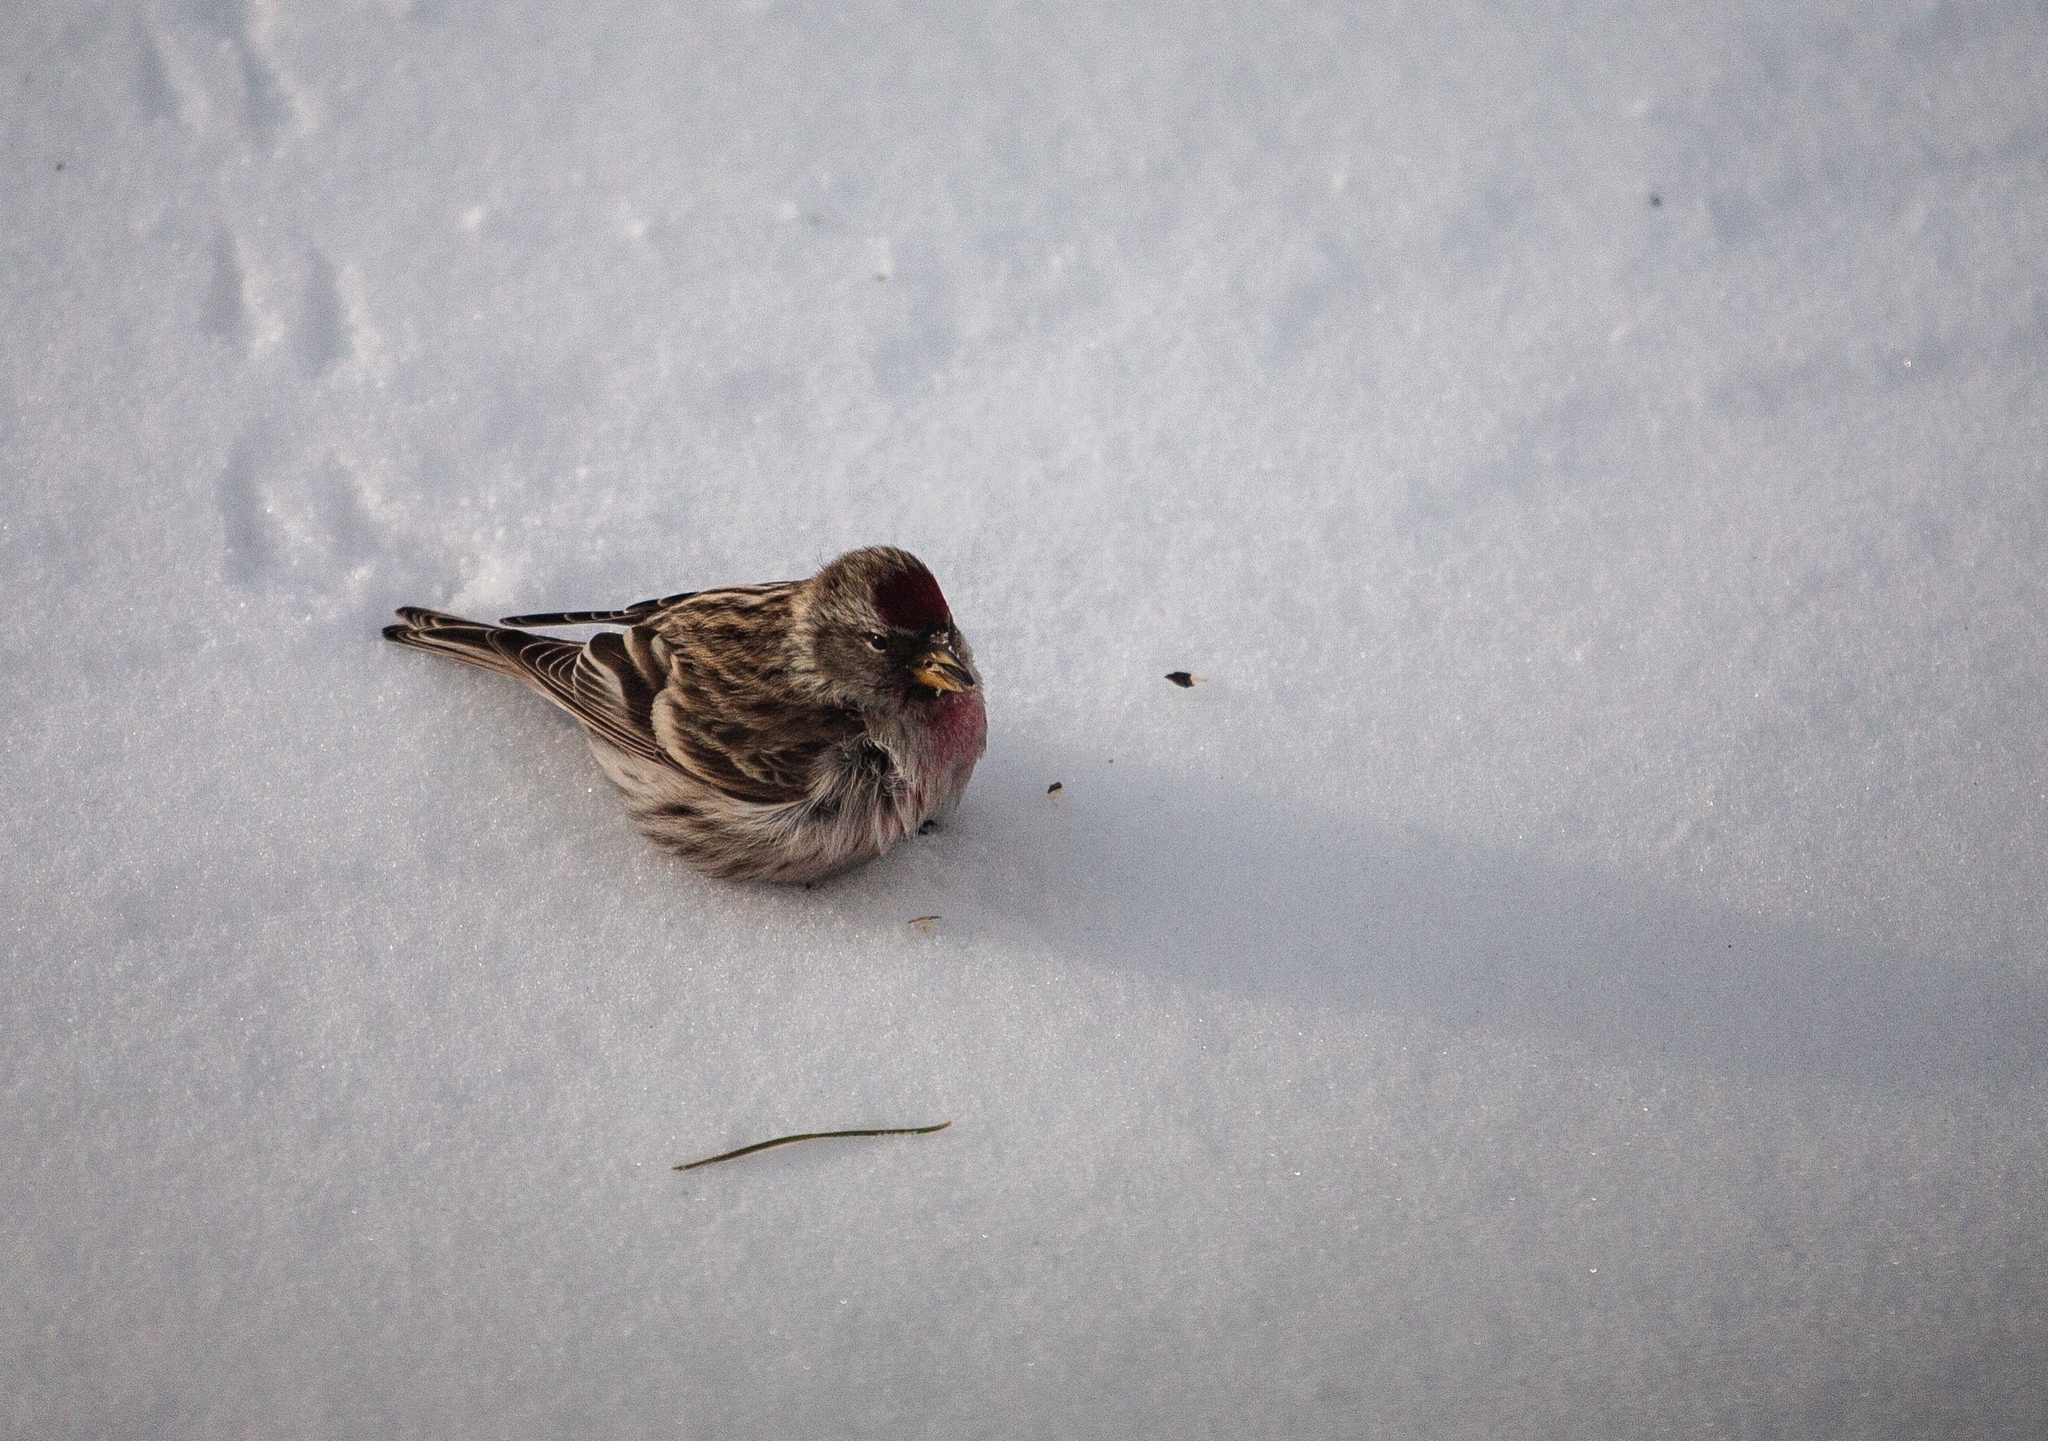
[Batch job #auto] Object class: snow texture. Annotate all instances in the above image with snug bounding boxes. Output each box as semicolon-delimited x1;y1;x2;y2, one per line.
4;0;2046;1435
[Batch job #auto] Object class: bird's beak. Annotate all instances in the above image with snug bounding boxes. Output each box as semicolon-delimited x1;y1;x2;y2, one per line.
911;645;975;694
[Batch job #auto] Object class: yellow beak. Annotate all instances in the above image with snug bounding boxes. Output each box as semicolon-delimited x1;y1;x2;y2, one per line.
911;646;975;694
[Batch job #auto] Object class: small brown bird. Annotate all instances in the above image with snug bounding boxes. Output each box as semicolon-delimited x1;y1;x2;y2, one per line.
383;546;986;883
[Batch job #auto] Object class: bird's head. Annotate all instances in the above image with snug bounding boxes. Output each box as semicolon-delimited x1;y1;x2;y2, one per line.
805;546;981;710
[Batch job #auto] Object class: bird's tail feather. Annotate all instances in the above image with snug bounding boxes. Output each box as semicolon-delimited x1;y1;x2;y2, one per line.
383;607;671;766
382;608;579;688
498;594;686;627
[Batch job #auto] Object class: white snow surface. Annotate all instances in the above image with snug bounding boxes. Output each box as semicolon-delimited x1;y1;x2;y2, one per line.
5;0;2047;1435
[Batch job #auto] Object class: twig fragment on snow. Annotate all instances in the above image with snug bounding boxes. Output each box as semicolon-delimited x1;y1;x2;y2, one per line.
673;1121;952;1172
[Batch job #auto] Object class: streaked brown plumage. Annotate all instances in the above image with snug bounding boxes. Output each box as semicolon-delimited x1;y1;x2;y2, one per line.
383;546;986;882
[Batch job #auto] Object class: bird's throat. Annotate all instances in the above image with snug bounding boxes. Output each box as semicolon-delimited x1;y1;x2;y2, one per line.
922;689;988;774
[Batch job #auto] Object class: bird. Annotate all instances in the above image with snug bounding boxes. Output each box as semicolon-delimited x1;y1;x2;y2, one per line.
381;545;986;883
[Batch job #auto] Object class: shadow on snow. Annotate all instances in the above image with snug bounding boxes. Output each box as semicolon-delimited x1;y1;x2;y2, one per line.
931;735;2045;1092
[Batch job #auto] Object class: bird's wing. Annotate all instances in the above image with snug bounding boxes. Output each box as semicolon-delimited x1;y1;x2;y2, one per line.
650;691;871;807
547;631;671;765
636;584;871;808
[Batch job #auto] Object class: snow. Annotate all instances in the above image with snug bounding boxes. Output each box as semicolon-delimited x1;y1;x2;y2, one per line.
5;0;2046;1434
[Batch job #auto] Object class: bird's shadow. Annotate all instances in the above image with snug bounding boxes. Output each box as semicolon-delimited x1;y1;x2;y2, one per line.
894;735;2045;1092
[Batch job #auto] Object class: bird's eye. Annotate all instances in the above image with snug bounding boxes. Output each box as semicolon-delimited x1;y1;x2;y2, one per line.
866;632;889;651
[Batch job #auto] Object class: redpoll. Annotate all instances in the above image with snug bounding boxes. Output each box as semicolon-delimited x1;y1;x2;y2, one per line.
383;546;986;883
